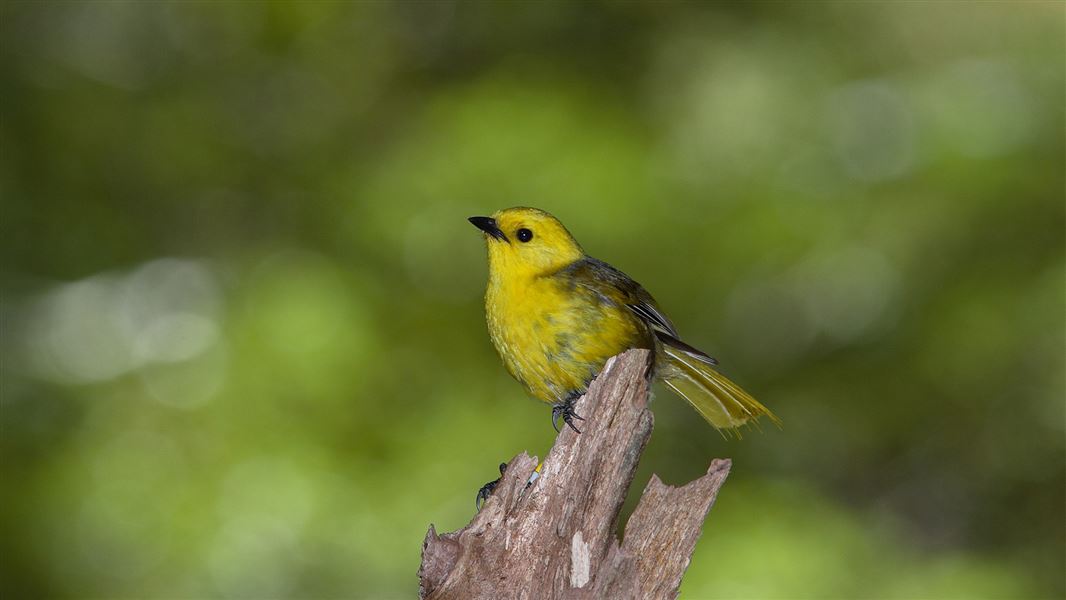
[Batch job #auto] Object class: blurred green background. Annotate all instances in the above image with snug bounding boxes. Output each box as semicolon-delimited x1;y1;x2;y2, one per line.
2;2;1063;598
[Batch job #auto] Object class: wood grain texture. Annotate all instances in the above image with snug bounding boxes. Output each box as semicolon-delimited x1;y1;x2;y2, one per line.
418;349;731;600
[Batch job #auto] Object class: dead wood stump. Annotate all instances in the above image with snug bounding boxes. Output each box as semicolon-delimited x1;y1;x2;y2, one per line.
418;349;731;600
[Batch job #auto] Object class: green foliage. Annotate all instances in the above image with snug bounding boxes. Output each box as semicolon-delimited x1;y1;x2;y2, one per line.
1;2;1062;598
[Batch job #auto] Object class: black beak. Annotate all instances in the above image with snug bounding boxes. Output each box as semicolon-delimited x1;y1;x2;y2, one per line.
468;216;509;242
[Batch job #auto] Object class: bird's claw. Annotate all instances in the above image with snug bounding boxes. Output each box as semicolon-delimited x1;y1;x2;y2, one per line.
475;462;507;511
551;396;584;433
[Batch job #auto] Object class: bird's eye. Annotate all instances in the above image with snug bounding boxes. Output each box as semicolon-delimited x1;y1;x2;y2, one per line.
516;228;534;243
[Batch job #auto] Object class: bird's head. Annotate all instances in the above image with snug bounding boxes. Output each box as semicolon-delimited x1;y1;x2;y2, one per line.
468;207;584;279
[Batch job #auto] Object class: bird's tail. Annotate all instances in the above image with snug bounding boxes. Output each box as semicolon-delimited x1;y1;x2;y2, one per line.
658;343;780;438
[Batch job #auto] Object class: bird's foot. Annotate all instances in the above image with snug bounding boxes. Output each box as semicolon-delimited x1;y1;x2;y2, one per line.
475;462;507;511
551;394;585;433
475;461;545;511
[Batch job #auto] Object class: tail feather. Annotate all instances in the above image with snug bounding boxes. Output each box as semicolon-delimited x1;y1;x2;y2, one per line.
659;344;780;437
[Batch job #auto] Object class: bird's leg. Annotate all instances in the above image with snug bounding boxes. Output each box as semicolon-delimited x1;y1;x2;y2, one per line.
475;462;507;511
551;391;585;433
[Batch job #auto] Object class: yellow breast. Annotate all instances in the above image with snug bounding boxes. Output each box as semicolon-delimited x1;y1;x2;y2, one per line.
485;273;645;403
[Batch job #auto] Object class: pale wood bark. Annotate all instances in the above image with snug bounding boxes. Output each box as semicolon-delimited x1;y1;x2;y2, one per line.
418;349;731;600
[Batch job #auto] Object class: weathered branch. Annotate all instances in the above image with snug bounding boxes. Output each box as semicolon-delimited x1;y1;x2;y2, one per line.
418;349;731;600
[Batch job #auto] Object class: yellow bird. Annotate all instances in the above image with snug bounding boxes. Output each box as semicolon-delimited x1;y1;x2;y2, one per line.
469;207;779;436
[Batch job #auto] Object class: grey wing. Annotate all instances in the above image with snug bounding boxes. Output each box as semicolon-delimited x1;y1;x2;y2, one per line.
627;301;678;338
650;329;718;366
576;258;719;367
629;300;719;366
